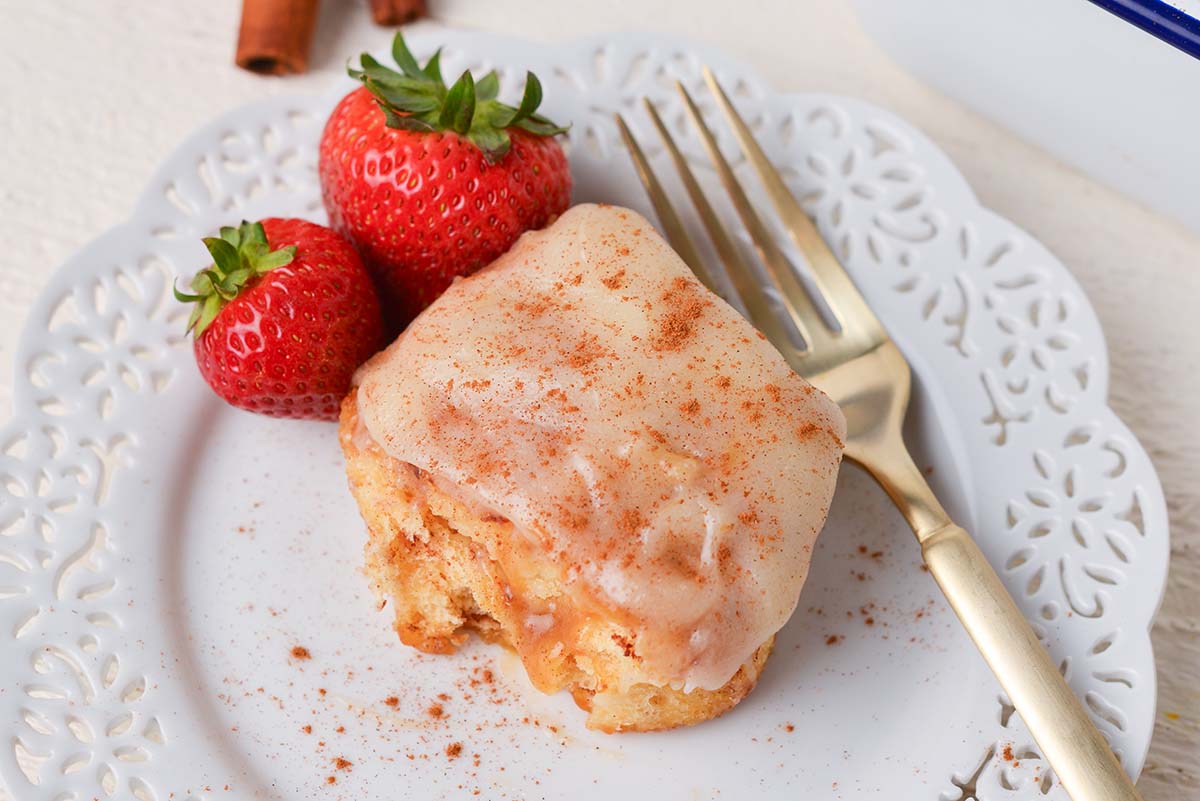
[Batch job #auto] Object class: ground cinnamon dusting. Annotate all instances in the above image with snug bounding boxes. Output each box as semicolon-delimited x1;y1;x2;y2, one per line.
611;632;637;658
565;333;610;368
290;646;311;660
514;294;552;316
446;742;464;758
651;277;708;351
601;269;627;289
427;703;446;719
384;696;399;708
617;508;646;536
333;757;352;771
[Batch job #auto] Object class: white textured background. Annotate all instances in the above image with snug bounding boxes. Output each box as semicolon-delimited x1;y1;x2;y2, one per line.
0;0;1195;796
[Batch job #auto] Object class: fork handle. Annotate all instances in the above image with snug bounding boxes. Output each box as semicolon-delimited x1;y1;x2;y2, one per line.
922;524;1142;801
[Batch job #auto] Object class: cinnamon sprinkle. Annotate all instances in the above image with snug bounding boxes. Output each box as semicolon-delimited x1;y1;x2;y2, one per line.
565;333;611;368
796;422;820;439
611;632;637;658
290;646;311;660
601;269;627;289
651;277;709;351
617;508;646;536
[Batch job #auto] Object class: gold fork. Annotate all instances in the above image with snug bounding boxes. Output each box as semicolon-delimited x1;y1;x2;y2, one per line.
615;71;1141;801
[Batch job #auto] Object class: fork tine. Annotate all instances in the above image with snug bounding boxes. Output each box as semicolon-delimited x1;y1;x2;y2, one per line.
614;113;720;294
639;98;808;357
701;67;886;346
675;82;835;355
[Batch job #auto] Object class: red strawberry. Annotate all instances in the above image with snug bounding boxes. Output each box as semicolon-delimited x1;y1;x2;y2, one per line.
318;32;572;325
175;218;383;421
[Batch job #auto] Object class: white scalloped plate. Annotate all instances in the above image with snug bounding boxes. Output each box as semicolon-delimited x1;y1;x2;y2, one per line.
0;30;1168;801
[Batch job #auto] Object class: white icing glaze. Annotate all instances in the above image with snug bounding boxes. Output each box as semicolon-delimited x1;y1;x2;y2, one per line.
355;204;845;690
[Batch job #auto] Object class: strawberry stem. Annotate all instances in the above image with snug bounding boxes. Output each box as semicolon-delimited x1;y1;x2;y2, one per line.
174;220;296;336
348;32;568;163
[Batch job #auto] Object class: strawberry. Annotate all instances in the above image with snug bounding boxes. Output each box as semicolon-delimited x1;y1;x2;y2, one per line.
318;32;572;325
175;218;383;421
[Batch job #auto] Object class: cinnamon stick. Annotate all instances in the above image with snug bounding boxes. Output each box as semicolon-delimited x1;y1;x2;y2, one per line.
236;0;321;76
370;0;426;26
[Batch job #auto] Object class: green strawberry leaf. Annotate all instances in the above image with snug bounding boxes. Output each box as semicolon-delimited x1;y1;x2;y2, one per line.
348;31;569;164
186;303;203;333
423;48;444;85
378;102;437;132
515;115;570;137
196;294;222;335
391;34;423;78
469;125;511;162
172;283;204;303
177;221;298;337
190;270;216;294
242;221;267;247
253;245;297;274
508;72;543;125
476;70;500;102
370;80;440;114
440;70;476;135
203;237;241;277
218;268;252;296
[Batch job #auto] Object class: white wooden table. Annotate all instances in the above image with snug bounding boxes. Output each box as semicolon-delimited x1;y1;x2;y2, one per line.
1;1;1195;796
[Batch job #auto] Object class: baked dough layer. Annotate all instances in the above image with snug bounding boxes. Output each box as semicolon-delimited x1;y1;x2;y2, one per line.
341;390;772;732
